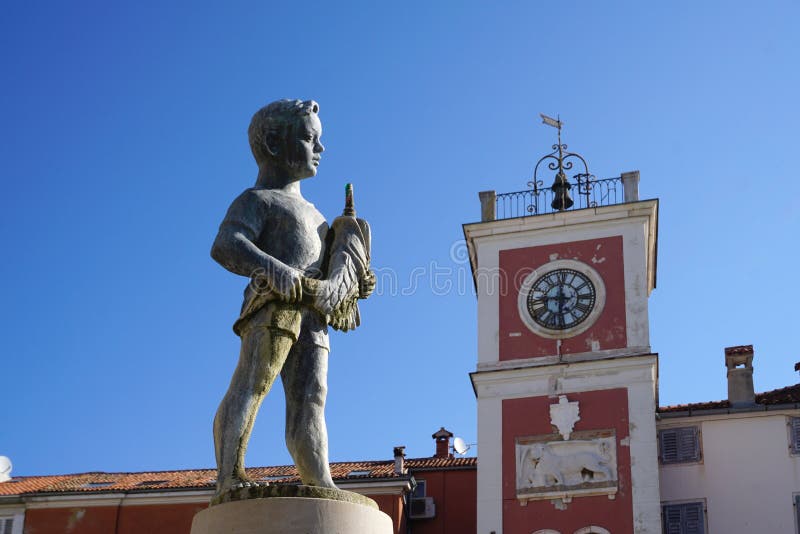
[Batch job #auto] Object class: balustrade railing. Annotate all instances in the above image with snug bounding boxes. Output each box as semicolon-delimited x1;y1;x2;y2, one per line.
494;175;622;220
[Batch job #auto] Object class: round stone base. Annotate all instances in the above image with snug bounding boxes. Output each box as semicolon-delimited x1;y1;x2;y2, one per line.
190;496;393;534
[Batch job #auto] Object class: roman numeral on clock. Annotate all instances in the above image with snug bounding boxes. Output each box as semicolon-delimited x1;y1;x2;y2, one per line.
525;267;598;331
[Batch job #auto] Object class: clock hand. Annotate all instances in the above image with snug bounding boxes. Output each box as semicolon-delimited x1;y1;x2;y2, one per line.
557;285;565;314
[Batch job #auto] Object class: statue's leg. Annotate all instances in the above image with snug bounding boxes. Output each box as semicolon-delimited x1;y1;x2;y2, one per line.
213;314;295;495
281;340;336;488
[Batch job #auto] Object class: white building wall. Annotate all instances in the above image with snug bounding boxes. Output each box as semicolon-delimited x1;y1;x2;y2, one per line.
659;410;800;533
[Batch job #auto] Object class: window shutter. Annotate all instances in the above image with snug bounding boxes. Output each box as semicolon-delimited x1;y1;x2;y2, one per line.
790;418;800;454
660;428;678;463
663;505;682;534
677;427;700;462
662;502;704;534
660;427;699;464
0;518;13;534
795;495;800;533
683;502;704;534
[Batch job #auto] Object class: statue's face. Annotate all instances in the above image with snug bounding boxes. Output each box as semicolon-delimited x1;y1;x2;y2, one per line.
285;113;324;180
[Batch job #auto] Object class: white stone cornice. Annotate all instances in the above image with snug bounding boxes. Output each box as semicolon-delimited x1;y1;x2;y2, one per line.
25;493;127;508
21;479;410;509
338;479;411;495
471;354;658;400
658;406;800;425
476;346;653;372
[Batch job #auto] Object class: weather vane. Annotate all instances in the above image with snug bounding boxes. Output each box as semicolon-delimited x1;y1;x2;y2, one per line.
528;114;594;212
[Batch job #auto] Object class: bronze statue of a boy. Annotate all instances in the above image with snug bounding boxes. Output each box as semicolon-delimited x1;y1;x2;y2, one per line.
210;99;374;497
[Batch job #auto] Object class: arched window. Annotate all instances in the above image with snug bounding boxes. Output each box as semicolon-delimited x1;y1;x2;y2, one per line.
573;527;611;534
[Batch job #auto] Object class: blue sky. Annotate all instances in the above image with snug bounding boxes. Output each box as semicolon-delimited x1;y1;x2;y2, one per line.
1;1;798;476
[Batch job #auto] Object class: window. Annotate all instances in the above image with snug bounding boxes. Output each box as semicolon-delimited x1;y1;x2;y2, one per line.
412;479;426;498
662;502;705;534
0;518;14;534
659;426;700;464
790;417;800;455
81;482;114;488
794;494;800;533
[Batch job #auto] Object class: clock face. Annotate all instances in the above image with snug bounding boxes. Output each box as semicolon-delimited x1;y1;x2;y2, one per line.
526;268;596;330
517;259;606;339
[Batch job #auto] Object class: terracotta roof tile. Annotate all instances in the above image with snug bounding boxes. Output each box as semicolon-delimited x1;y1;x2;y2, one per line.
756;383;800;405
406;457;476;470
658;383;800;413
0;457;475;497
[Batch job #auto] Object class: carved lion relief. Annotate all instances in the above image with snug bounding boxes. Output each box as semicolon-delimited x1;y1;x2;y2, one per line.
515;430;618;502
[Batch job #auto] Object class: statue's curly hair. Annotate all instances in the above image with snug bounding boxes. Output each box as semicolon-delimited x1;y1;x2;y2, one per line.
248;99;319;166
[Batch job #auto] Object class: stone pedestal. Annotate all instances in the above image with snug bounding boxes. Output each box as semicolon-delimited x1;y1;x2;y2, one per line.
191;486;393;534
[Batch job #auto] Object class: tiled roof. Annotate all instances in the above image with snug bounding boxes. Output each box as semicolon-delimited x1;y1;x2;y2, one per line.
658;383;800;413
406;457;476;470
0;457;476;497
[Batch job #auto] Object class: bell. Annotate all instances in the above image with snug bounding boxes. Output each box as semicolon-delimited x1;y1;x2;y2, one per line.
550;171;574;211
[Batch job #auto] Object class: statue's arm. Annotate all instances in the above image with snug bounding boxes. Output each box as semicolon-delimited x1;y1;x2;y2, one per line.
210;193;302;302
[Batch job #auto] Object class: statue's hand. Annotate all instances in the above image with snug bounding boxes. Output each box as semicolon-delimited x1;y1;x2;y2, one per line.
359;269;376;299
271;265;304;303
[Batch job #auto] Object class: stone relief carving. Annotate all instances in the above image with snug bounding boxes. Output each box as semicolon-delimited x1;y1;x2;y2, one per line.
515;430;617;503
549;395;580;440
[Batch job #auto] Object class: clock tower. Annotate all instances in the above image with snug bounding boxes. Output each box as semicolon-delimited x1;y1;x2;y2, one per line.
464;119;660;534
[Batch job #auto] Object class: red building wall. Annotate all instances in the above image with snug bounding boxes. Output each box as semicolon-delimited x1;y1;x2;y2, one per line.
502;388;632;534
372;493;406;534
408;469;477;534
499;236;627;360
22;493;408;534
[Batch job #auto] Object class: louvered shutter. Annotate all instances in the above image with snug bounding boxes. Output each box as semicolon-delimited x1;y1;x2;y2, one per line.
678;427;700;462
663;505;682;534
662;503;704;534
790;418;800;454
795;495;800;533
683;502;704;534
660;427;699;464
660;428;679;463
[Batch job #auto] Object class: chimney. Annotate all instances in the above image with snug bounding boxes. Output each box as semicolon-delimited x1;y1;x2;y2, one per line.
393;446;406;475
432;427;453;459
725;345;755;407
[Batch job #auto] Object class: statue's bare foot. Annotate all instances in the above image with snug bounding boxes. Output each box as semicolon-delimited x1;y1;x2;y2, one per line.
215;475;262;498
232;480;261;490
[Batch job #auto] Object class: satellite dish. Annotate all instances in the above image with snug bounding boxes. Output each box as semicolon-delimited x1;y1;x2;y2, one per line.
453;437;469;455
0;456;12;482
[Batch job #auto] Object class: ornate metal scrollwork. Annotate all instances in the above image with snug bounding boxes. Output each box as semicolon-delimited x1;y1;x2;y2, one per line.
526;179;544;214
530;116;594;212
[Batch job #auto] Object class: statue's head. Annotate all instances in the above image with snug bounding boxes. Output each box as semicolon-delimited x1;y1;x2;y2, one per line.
248;99;324;179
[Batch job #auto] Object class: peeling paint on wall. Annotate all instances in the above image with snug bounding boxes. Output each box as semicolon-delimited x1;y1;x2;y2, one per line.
66;508;85;532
